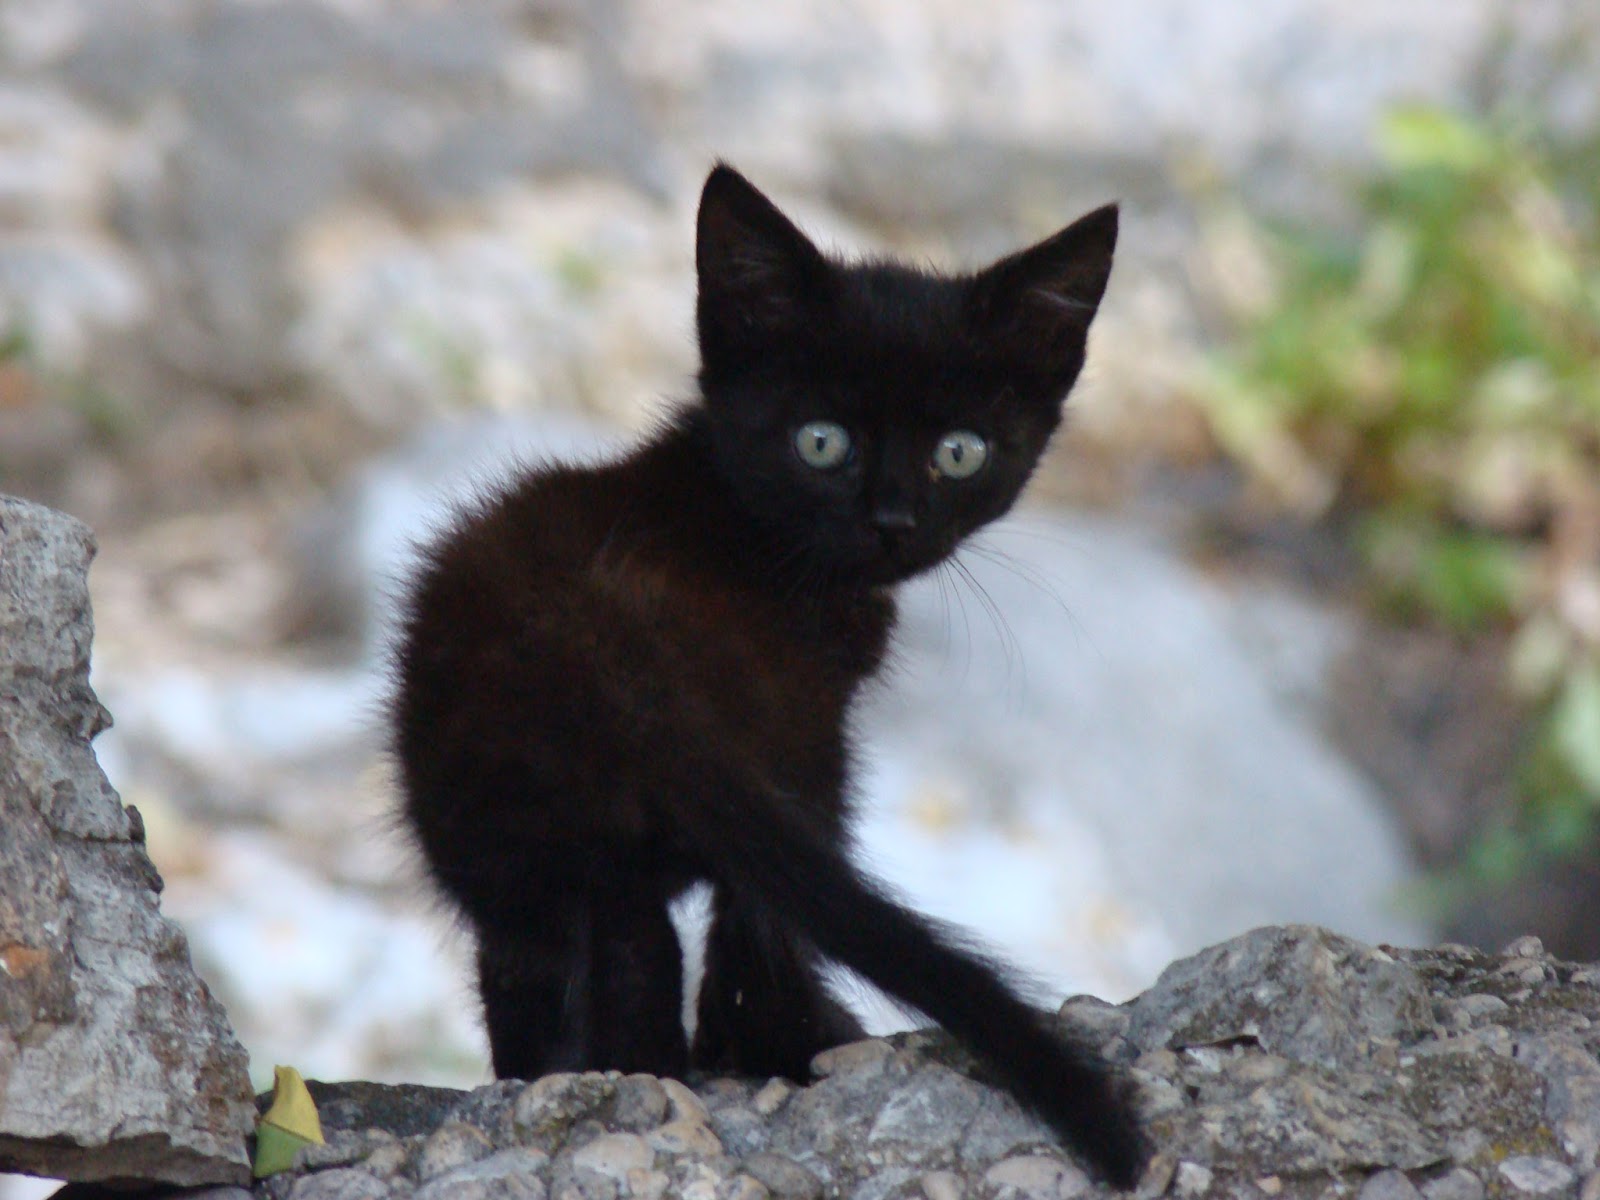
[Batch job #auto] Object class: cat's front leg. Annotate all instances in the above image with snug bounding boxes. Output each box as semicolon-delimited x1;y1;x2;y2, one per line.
692;887;866;1081
476;878;688;1080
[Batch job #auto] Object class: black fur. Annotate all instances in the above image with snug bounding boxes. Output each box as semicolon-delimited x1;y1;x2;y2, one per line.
392;163;1145;1186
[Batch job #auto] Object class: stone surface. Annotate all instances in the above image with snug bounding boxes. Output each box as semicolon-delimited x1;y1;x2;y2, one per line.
0;495;255;1185
219;925;1600;1199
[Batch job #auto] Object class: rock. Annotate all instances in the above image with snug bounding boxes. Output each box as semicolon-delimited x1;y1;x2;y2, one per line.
1497;1159;1578;1197
0;495;255;1185
20;924;1600;1199
1123;926;1436;1070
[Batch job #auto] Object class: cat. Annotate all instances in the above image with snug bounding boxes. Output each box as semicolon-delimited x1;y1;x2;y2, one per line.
391;163;1145;1186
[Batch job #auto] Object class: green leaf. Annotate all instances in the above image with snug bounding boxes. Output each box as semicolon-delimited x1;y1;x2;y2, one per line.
1551;665;1600;796
253;1065;325;1178
1377;107;1493;172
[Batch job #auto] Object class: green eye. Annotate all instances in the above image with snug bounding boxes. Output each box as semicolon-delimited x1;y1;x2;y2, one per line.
795;421;852;470
933;430;988;479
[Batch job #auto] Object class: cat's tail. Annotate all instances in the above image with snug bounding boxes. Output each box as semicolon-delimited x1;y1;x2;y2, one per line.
691;787;1148;1189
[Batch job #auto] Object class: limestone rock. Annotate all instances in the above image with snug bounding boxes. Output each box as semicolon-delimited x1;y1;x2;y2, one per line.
0;494;254;1185
239;926;1600;1199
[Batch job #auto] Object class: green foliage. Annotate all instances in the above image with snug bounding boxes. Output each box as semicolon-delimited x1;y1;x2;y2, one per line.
1201;105;1600;863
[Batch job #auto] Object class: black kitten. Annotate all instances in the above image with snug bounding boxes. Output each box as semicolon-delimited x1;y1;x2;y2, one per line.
392;163;1145;1185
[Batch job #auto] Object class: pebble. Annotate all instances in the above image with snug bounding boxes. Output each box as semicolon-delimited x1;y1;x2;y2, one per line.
1502;936;1548;959
1498;1158;1577;1196
624;1168;669;1200
1358;1169;1422;1200
659;1079;712;1125
740;1152;822;1200
921;1171;964;1200
1457;994;1511;1021
717;1175;770;1200
1581;1173;1600;1200
1174;1162;1214;1197
1422;1169;1486;1200
809;1039;893;1078
570;1134;654;1182
609;1077;671;1132
416;1122;495;1179
750;1079;794;1117
983;1154;1091;1199
646;1118;723;1158
295;1130;400;1172
415;1149;551;1200
515;1075;619;1143
288;1168;392;1200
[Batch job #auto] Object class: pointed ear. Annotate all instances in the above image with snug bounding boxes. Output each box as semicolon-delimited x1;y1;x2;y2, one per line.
970;203;1118;379
696;163;829;366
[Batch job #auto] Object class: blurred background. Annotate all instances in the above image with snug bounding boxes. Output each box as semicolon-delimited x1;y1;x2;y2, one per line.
2;0;1599;1122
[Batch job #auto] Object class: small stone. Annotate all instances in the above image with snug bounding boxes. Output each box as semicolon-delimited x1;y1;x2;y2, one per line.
983;1154;1091;1199
1457;994;1511;1021
750;1079;794;1117
647;1118;723;1158
1422;1168;1486;1200
717;1176;770;1200
362;1142;412;1180
741;1153;821;1200
921;1171;964;1200
417;1122;495;1179
1359;1169;1422;1200
1256;1177;1283;1196
1058;995;1132;1042
1580;1173;1600;1200
708;1107;768;1159
809;1038;893;1078
415;1148;551;1200
1498;1158;1577;1196
1501;936;1547;959
1174;1162;1214;1198
1183;1047;1228;1075
659;1079;711;1125
571;1134;654;1182
1499;959;1555;986
1572;968;1600;988
1229;1054;1289;1085
609;1077;671;1132
625;1168;670;1200
515;1076;620;1150
288;1168;392;1200
1134;1049;1182;1078
295;1130;401;1172
1136;1154;1177;1199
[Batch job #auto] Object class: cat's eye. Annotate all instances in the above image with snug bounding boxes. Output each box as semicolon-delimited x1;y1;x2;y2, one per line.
932;430;988;479
794;421;852;470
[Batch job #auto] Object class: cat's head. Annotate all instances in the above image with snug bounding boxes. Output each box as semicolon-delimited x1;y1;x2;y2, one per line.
694;163;1116;587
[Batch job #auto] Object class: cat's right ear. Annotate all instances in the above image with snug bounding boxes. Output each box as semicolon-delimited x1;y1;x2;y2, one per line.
696;164;829;364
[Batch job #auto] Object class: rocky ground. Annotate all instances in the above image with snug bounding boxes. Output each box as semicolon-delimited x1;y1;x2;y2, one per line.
4;3;1600;1196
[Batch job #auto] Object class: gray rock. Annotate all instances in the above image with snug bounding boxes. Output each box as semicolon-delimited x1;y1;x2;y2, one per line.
1421;1170;1485;1200
1358;1170;1422;1200
1124;926;1435;1069
101;924;1600;1200
0;495;255;1185
1497;1159;1578;1197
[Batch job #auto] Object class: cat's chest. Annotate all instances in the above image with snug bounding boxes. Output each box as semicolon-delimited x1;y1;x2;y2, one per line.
563;552;887;808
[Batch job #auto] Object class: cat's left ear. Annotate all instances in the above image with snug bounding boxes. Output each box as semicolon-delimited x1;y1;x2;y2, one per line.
969;204;1118;379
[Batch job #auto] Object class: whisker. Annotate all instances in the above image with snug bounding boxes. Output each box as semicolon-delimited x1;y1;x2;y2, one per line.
950;554;1026;705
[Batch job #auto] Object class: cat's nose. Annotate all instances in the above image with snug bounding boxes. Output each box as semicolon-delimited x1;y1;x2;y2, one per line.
871;504;917;533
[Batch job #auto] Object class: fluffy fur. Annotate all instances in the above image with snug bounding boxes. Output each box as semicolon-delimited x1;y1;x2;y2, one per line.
392;163;1145;1185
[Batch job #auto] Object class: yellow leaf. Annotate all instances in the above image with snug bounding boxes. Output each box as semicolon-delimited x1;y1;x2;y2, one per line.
253;1065;325;1178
